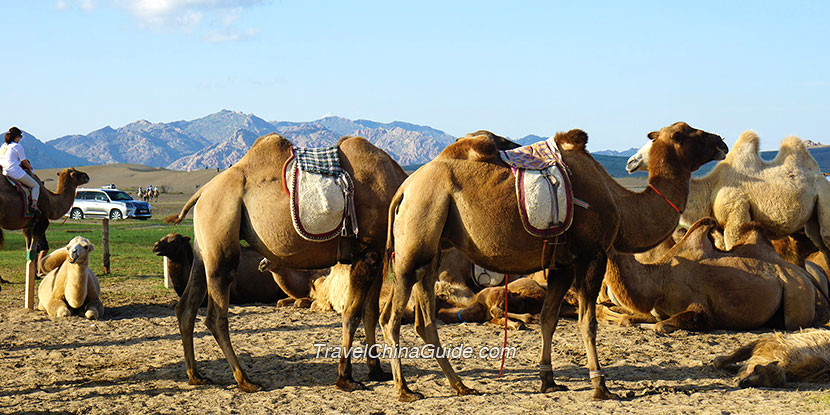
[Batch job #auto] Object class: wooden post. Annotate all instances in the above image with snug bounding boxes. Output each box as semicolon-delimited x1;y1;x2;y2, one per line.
102;219;111;274
24;235;38;310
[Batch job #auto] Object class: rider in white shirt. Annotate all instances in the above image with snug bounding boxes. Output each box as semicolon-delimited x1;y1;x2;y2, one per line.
1;127;40;213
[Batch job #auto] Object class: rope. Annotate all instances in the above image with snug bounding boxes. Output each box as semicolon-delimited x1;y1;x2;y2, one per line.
648;183;682;214
497;273;509;379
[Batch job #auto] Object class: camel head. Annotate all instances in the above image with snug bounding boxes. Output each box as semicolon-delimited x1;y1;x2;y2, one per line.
65;235;93;264
152;233;191;259
738;362;786;388
462;130;520;151
627;122;728;173
58;168;90;189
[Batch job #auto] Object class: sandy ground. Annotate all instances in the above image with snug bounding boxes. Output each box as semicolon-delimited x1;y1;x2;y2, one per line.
1;276;829;414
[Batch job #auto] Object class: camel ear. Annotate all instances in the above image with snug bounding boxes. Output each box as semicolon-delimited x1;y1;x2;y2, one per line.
183;236;191;243
87;243;94;252
647;131;659;141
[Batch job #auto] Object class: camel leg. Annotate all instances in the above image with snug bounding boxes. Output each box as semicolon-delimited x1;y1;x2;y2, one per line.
379;261;423;402
720;203;751;251
335;252;382;391
713;340;759;373
202;251;261;392
362;263;392;382
175;253;209;386
574;251;619;401
812;179;830;256
538;266;574;393
649;303;713;333
43;297;71;318
411;271;478;396
83;277;104;320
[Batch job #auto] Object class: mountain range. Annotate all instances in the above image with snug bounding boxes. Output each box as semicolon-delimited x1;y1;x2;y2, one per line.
16;110;830;177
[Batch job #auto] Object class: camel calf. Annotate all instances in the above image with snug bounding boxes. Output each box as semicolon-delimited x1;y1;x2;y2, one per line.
37;236;103;319
714;329;830;388
436;277;546;329
153;233;309;304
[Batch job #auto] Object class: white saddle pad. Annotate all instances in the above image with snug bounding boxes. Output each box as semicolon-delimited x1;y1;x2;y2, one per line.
287;159;347;241
515;163;573;238
472;263;506;287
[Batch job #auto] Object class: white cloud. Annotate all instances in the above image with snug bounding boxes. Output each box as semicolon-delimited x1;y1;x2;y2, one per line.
55;0;70;10
112;0;264;40
80;0;95;11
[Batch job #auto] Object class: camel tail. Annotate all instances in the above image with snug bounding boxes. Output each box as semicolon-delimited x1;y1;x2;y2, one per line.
164;186;205;224
382;187;406;282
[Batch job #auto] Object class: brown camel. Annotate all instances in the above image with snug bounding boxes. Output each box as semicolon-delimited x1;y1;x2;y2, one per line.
0;168;90;273
436;277;546;329
380;122;727;401
152;233;315;304
165;134;406;392
602;218;830;332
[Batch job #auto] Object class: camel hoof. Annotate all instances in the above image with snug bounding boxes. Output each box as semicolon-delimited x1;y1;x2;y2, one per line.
455;385;479;396
238;380;262;393
367;367;393;382
713;356;727;370
187;375;208;386
85;310;99;320
591;389;620;401
335;377;366;392
541;383;568;393
397;389;424;402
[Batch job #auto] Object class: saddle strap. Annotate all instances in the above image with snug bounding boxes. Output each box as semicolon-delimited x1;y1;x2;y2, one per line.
339;173;359;236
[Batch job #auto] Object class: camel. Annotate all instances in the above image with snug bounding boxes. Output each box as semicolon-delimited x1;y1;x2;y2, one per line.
436;277;546;329
380;122;727;401
0;167;90;251
164;134;407;392
626;131;830;263
601;218;830;333
152;233;319;304
37;236;103;319
714;329;830;388
771;232;830;299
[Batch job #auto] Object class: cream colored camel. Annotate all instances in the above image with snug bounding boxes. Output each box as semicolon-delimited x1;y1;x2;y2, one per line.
37;236;103;319
380;122;727;401
602;218;830;333
714;329;830;388
627;132;830;261
165;134;406;392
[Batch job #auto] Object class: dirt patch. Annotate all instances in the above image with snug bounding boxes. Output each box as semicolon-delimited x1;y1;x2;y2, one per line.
1;276;828;414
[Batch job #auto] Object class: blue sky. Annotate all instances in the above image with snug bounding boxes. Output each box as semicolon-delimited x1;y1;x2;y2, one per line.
2;1;828;151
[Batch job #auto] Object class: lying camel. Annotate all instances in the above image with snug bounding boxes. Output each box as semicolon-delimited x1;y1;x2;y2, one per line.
771;231;830;299
602;218;830;333
152;233;324;304
382;122;727;401
714;329;830;388
437;277;546;329
627;131;830;262
37;236;103;319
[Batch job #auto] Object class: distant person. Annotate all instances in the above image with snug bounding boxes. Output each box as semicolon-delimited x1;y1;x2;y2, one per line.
1;127;39;213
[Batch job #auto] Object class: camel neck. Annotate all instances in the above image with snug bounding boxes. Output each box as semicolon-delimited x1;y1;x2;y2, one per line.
679;175;716;229
605;253;666;314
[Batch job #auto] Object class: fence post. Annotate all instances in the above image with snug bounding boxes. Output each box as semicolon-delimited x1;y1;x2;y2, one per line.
24;235;38;310
102;219;111;274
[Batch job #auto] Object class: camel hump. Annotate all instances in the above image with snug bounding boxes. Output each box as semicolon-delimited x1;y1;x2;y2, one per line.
553;129;588;151
439;138;500;161
725;130;760;162
776;136;817;167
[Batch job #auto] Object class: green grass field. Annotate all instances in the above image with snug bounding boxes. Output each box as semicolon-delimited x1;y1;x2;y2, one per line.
0;218;194;309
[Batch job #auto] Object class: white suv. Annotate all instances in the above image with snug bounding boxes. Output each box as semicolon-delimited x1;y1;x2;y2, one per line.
68;188;152;220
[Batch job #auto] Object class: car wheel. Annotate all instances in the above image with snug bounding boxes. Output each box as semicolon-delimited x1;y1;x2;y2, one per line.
70;208;84;220
110;210;123;220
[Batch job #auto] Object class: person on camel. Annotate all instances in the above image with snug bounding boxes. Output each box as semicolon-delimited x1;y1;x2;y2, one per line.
1;127;40;215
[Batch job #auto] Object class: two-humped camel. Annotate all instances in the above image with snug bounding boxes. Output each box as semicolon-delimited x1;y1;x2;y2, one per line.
627;131;830;262
601;217;830;332
37;236;103;319
165;134;406;392
381;122;727;401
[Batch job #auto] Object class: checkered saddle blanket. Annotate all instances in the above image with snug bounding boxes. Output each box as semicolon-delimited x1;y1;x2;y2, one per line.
4;175;35;219
283;146;358;241
499;138;578;238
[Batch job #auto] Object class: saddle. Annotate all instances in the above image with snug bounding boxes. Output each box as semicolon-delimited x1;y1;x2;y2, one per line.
500;137;583;238
283;145;358;242
4;175;36;219
472;263;507;287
